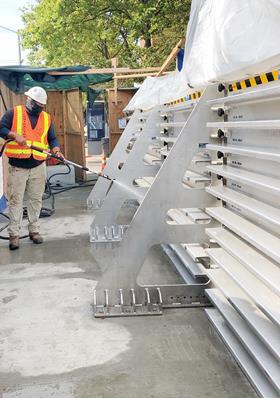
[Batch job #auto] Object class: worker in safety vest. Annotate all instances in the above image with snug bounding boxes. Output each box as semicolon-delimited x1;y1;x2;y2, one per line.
0;86;64;250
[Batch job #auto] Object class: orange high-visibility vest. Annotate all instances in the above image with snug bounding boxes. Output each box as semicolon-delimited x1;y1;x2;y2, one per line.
5;105;51;160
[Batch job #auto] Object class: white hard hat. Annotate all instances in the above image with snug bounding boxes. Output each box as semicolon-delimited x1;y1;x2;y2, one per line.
24;86;47;105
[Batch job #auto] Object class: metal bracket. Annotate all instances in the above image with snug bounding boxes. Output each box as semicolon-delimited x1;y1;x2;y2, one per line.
90;224;128;242
93;284;211;318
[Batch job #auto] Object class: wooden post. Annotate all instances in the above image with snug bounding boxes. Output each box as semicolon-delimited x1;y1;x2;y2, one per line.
111;57;118;103
62;91;68;158
156;38;185;77
114;71;171;79
48;66;162;75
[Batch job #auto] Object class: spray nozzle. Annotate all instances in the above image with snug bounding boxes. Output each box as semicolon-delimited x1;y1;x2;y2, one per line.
99;173;114;181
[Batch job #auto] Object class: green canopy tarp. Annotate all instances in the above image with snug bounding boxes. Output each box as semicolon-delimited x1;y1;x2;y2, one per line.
0;65;112;94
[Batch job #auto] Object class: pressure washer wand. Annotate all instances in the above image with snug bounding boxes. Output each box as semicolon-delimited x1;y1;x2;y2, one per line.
28;144;113;181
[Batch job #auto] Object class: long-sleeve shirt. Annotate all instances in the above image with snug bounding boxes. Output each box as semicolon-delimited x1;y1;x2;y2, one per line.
0;108;60;169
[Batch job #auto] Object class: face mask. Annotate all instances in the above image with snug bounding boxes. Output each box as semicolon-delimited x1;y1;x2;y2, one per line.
26;98;43;115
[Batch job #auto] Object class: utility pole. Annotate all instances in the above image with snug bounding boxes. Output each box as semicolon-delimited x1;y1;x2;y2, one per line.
0;25;22;65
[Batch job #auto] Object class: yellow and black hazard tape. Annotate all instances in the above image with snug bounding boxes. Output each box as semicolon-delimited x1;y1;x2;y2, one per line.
228;70;279;92
167;90;203;106
166;69;279;105
165;69;280;106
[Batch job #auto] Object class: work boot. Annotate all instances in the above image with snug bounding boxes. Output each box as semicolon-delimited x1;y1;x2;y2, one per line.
29;232;44;244
9;236;20;251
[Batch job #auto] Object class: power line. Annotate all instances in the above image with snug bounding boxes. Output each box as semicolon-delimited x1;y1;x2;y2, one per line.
0;25;18;34
0;60;20;62
0;25;22;64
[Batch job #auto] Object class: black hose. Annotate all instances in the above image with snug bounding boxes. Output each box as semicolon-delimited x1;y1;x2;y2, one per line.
0;141;97;240
0;165;96;240
0;212;29;240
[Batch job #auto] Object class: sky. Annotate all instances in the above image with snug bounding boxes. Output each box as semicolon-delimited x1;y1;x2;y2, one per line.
0;0;36;65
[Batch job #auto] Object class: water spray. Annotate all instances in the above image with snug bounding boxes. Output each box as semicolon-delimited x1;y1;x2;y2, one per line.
99;173;113;181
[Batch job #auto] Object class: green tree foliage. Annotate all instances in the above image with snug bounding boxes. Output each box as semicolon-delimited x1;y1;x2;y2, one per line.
21;0;192;67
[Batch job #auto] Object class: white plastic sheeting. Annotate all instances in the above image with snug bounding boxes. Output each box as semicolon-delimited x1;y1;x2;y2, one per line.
124;71;196;112
125;0;280;111
185;0;280;87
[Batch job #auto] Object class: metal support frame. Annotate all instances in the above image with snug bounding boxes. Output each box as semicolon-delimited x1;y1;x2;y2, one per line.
89;99;197;242
87;109;148;209
92;85;218;317
89;107;162;241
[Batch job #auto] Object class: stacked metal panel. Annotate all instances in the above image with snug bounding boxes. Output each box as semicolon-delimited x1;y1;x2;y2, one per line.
204;81;280;398
89;77;280;397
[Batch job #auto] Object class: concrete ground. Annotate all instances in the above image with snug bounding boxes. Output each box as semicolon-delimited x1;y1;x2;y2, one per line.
0;186;257;398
